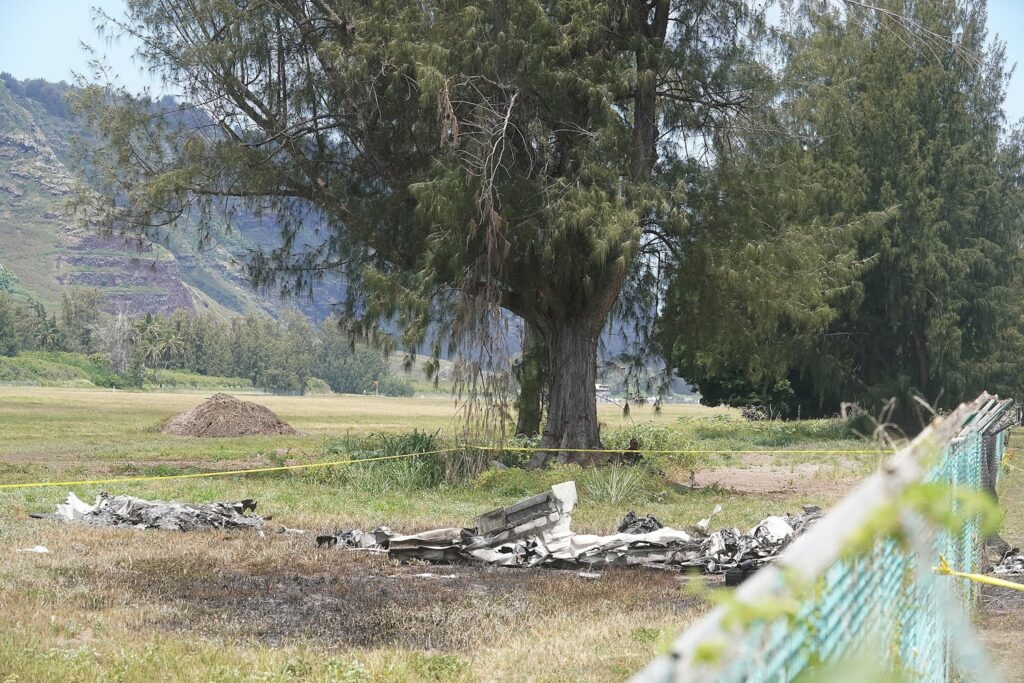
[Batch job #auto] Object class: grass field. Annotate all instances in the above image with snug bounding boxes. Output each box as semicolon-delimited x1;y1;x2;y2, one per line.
0;386;930;682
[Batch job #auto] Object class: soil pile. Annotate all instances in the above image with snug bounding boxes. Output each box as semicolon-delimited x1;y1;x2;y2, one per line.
163;393;297;437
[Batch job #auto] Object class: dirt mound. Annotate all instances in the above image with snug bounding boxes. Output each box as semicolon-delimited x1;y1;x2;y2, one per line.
163;394;297;437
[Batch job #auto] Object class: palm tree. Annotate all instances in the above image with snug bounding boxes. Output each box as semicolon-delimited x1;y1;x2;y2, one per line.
34;316;61;350
159;327;186;367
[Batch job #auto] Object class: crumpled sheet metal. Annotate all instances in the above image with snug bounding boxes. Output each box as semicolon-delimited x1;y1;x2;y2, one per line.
992;548;1024;576
323;481;823;574
36;492;263;531
316;527;393;550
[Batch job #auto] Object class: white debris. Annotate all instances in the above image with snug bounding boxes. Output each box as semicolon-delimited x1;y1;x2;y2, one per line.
754;516;795;545
408;572;457;579
35;493;262;531
698;504;723;531
55;492;93;521
16;545;50;554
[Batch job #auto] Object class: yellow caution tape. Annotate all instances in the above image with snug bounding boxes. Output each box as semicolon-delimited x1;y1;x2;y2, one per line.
934;555;1024;592
473;446;891;455
0;444;893;491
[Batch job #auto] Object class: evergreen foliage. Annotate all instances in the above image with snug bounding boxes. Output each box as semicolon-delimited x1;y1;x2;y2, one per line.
72;0;769;461
661;0;1024;423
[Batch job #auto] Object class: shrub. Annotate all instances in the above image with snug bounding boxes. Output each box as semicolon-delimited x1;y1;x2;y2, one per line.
378;375;414;397
603;422;702;481
487;434;540;468
303;377;333;395
0;352;128;387
579;464;663;504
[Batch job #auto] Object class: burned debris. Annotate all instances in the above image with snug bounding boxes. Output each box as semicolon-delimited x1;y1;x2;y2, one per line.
320;481;823;574
992;548;1024;577
617;511;664;534
33;482;824;577
31;492;264;531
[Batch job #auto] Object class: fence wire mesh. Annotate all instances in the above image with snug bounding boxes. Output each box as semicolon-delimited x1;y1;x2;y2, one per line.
634;394;1015;683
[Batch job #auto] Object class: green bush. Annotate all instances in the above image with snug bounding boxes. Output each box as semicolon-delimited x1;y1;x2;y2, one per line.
603;421;702;480
486;434;540;468
473;463;584;498
303;377;334;395
378;375;414;397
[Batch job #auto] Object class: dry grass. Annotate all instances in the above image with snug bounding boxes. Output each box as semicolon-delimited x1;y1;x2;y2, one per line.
0;385;871;681
0;519;711;682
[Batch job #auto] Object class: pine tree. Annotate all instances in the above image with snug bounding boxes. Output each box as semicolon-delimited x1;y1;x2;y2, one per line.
663;0;1024;423
75;0;769;462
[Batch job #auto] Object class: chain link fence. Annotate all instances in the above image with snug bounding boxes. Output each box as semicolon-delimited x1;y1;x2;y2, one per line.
634;394;1015;683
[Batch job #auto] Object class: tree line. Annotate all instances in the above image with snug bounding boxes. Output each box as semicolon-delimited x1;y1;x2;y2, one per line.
71;0;1024;450
658;1;1024;425
0;286;413;396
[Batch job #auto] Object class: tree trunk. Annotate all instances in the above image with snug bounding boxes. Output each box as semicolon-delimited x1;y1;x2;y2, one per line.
526;317;610;468
515;321;546;437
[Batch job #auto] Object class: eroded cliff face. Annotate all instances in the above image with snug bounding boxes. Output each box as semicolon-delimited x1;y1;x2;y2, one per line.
0;77;272;317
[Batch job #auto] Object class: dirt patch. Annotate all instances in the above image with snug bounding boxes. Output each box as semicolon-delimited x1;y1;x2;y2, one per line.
162;393;297;437
693;463;862;496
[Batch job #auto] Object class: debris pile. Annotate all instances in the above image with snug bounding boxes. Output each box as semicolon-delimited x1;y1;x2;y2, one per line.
32;492;263;531
320;481;823;574
162;393;297;437
617;511;663;534
992;548;1024;577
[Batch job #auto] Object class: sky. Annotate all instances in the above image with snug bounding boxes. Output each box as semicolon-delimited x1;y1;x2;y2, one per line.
2;0;1024;118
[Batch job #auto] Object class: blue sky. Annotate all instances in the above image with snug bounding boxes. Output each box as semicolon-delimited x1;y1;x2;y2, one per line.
2;0;1024;119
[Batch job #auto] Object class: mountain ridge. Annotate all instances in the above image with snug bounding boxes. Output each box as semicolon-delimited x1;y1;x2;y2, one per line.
0;74;297;318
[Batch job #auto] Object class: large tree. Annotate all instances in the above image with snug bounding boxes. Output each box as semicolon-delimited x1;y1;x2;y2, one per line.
76;0;767;462
662;0;1024;423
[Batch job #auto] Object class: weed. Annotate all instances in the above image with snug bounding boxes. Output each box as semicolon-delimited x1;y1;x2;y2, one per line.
474;463;585;498
631;627;661;644
323;659;369;683
410;653;467;682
